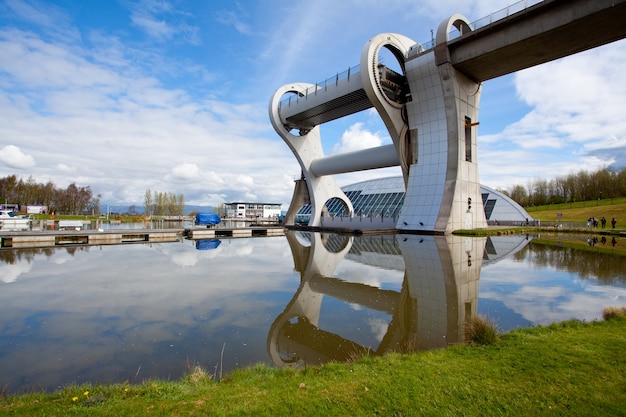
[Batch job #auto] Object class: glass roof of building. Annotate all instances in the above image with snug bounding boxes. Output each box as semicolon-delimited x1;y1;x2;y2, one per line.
296;176;406;218
295;176;532;224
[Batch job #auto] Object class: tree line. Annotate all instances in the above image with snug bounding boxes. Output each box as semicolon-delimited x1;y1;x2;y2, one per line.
503;166;626;207
143;189;185;216
5;165;623;217
0;175;186;217
0;174;97;215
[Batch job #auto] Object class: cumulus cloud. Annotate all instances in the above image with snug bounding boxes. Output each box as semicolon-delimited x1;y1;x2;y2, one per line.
170;162;200;181
330;123;384;155
514;43;626;146
0;145;35;169
478;40;626;188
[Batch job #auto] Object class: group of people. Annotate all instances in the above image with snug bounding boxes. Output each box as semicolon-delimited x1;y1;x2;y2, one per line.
587;216;617;229
587;235;618;247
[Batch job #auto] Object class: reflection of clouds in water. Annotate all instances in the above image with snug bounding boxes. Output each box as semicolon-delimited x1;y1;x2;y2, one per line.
480;259;538;283
53;253;74;265
348;303;363;311
170;251;200;267
234;244;253;256
480;258;626;325
0;237;296;328
368;318;389;342
335;259;403;288
0;236;299;391
0;262;32;283
517;285;567;299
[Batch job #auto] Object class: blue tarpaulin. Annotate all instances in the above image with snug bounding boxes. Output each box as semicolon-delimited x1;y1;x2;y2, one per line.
195;212;221;225
195;239;221;250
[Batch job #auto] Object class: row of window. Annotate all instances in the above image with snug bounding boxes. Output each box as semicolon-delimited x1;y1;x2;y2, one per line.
226;204;281;210
296;191;405;219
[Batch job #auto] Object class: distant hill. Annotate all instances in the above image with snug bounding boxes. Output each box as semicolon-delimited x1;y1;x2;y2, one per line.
184;205;216;214
105;204;215;215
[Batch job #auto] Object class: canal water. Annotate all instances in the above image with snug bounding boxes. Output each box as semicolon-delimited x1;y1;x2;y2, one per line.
0;231;624;393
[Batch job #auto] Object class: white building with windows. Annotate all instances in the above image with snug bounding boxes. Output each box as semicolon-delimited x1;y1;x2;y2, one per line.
295;177;533;229
225;202;282;219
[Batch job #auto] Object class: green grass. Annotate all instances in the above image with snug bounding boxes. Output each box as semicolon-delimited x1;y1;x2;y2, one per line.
525;197;626;212
2;315;625;416
526;198;626;224
455;198;626;244
464;314;500;345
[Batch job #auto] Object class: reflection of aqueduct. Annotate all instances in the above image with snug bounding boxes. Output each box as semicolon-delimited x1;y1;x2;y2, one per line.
267;231;489;368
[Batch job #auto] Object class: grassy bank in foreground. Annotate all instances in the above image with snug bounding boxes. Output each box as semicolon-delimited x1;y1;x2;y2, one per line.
2;316;625;416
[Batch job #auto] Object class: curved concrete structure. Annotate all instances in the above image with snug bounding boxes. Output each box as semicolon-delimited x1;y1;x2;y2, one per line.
359;33;419;181
269;14;487;234
269;84;354;227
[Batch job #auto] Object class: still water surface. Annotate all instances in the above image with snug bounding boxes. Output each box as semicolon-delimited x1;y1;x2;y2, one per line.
0;231;624;393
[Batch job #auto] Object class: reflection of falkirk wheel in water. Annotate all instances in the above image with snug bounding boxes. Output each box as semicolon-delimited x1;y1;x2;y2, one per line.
267;231;486;369
269;14;487;234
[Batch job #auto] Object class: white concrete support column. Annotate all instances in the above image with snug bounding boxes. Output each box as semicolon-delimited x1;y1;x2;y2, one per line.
269;84;353;227
397;14;487;234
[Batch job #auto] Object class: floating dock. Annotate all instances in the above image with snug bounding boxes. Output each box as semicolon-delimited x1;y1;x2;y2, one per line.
0;226;286;249
0;229;183;248
185;226;285;239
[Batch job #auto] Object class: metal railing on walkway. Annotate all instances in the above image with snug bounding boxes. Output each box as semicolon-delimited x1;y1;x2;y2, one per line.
279;0;544;109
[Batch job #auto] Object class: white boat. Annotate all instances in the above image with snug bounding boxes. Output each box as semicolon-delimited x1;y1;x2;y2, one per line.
0;210;31;230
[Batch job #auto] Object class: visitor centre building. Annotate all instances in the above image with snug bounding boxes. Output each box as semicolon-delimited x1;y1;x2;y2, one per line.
295;176;533;230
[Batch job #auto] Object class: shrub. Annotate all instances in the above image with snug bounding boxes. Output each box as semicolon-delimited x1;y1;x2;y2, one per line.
185;362;212;384
465;315;500;345
603;306;626;321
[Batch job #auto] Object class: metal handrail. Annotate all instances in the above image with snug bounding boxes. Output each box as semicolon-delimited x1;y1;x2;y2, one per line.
279;0;544;109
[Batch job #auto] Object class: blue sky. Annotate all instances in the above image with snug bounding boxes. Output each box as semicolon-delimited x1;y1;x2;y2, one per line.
1;0;625;208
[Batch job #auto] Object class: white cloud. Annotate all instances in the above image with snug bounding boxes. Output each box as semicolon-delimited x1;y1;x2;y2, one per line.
330;123;384;155
478;40;626;188
55;163;75;172
0;145;35;169
170;162;200;181
513;42;626;147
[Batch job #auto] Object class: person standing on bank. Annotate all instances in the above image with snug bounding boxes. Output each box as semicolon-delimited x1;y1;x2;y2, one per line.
611;217;617;229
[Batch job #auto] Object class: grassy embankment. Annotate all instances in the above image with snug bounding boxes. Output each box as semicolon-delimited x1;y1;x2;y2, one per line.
1;312;625;416
526;197;626;225
456;198;626;237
